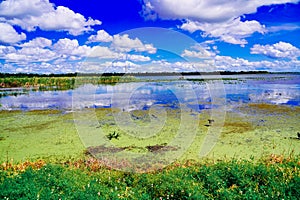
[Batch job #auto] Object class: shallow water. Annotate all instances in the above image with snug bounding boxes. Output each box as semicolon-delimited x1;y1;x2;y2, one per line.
0;74;299;111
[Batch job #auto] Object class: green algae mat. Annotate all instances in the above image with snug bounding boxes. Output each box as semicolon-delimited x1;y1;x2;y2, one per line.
1;103;299;165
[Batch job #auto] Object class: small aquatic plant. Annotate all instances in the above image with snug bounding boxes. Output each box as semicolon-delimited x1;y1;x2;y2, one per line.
106;131;120;140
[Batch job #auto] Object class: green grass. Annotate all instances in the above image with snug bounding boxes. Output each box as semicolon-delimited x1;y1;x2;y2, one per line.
0;156;299;199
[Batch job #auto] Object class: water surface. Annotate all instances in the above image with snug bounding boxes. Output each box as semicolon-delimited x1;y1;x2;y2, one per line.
0;74;299;111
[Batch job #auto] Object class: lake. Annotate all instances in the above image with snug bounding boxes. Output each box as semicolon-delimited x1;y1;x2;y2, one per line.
1;74;299;111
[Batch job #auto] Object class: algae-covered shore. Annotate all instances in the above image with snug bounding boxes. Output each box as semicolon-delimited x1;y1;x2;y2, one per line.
1;103;299;164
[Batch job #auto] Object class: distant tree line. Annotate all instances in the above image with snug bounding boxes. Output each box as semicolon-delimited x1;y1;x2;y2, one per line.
0;71;272;78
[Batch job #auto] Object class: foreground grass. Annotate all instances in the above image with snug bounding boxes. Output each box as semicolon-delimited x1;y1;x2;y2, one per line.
0;155;299;199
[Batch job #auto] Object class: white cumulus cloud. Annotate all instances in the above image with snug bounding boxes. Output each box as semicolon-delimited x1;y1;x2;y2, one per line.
87;46;119;58
111;34;157;54
112;61;139;68
0;45;16;58
141;0;299;22
181;18;266;46
124;54;151;62
0;0;101;36
181;43;218;58
88;30;113;43
214;55;300;71
52;38;81;54
52;38;95;58
251;42;300;59
5;47;57;63
20;37;52;48
142;0;298;46
0;22;26;44
0;0;54;18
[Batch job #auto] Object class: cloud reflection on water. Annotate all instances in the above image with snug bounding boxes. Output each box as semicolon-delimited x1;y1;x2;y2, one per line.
0;75;299;111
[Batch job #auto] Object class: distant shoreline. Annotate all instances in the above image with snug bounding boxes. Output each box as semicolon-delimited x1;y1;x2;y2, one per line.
1;71;299;78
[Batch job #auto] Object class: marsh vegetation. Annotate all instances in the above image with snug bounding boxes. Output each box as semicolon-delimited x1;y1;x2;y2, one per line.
0;73;299;198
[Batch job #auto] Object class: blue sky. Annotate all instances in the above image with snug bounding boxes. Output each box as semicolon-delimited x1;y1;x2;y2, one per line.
0;0;299;73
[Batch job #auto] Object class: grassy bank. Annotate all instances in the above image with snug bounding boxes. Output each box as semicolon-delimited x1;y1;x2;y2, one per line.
0;155;299;199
